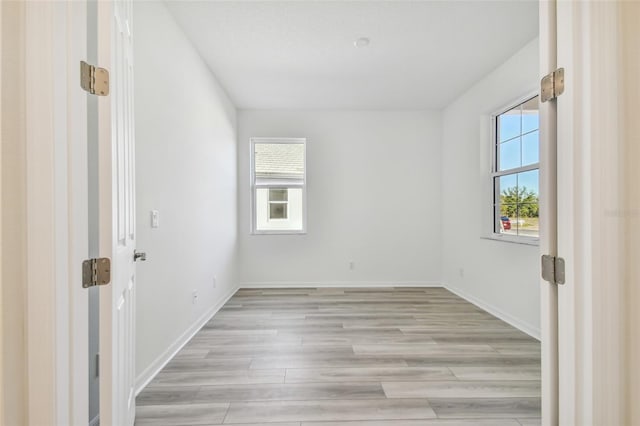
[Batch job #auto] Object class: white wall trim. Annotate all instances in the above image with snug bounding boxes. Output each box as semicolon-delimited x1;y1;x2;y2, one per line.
134;285;239;396
444;282;541;340
239;281;442;289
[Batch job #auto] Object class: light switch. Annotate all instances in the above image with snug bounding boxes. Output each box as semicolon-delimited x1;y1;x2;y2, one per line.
150;210;159;228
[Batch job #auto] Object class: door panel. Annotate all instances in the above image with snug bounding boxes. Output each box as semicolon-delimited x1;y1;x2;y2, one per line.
99;0;136;424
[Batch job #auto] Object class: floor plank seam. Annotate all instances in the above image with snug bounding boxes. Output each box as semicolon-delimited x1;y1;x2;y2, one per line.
220;401;231;425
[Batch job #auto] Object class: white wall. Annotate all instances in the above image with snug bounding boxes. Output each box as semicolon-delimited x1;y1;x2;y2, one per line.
134;1;238;387
441;38;541;338
238;110;442;287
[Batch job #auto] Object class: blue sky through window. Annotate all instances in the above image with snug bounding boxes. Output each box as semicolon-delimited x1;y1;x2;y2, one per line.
519;169;538;196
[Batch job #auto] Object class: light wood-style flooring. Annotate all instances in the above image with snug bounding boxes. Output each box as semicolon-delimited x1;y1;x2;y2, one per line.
136;287;541;425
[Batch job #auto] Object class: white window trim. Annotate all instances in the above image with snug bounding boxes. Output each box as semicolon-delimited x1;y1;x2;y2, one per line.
250;137;307;235
486;92;540;246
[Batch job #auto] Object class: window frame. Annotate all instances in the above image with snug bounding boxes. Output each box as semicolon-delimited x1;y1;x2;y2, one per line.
489;92;540;245
250;137;307;235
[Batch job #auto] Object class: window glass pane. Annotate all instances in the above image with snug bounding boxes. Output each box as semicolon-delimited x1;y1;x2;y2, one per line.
495;174;517;235
517;203;539;237
269;203;287;219
516;170;539;238
256;187;303;231
498;107;521;142
499;137;521;171
498;204;518;235
495;174;517;201
518;169;539;199
494;171;539;237
269;188;288;202
522;131;539;166
521;97;539;133
255;143;304;179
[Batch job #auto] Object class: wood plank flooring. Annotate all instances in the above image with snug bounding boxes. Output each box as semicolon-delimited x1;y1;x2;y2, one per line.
136;287;541;425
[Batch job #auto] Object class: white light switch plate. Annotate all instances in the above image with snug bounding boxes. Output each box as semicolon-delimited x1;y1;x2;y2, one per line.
151;210;159;228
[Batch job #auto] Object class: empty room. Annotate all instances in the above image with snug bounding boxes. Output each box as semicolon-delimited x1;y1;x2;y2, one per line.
2;1;639;426
132;1;542;424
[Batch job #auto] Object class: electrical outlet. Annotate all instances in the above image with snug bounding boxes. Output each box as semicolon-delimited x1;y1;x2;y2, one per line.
459;268;465;278
192;290;198;304
212;276;217;288
349;261;355;270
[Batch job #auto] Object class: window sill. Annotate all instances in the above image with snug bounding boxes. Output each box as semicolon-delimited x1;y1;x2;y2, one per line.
481;233;539;246
251;230;307;236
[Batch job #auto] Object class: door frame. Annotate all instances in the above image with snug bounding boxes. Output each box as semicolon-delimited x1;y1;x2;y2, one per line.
21;1;135;424
0;1;4;422
23;1;89;424
16;0;639;425
538;0;558;425
555;1;639;424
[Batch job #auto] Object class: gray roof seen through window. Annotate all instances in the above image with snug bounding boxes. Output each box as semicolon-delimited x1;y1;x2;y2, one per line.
255;143;304;179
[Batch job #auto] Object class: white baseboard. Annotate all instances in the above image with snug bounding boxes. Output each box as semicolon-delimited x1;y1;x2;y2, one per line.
89;414;99;426
134;285;239;395
239;281;442;289
444;282;541;341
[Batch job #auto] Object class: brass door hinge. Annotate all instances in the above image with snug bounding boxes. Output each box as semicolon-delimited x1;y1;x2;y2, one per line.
82;258;111;288
541;254;565;285
80;61;110;96
541;68;564;102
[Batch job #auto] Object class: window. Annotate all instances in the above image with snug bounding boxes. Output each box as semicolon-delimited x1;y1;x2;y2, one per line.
492;95;539;241
251;138;306;234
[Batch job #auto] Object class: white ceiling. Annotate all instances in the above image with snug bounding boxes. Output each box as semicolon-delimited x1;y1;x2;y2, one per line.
165;1;538;110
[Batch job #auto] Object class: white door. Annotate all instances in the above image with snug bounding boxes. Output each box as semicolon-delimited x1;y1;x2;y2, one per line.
98;0;137;425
